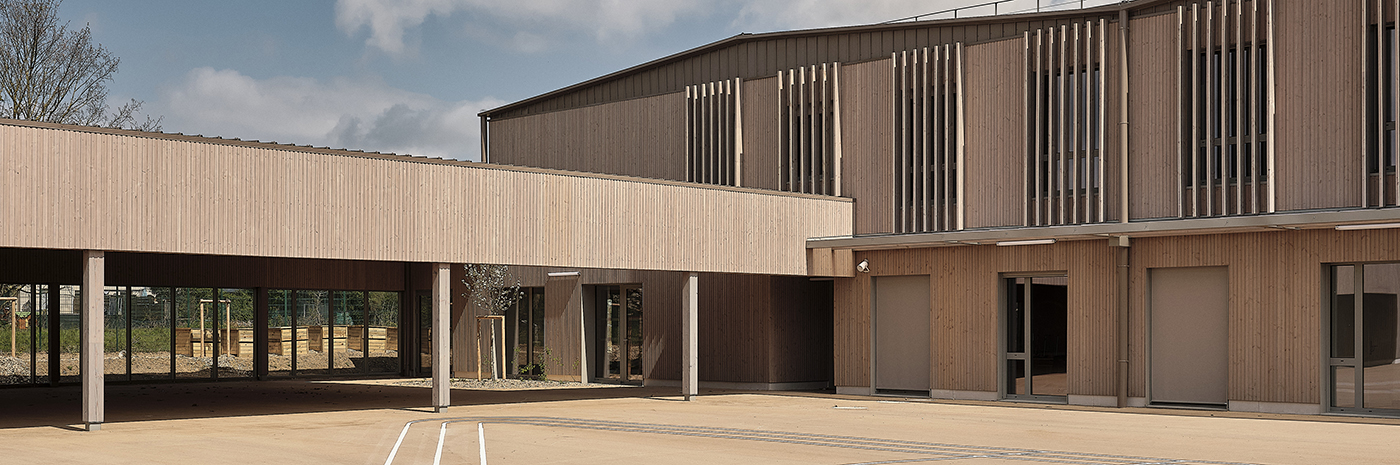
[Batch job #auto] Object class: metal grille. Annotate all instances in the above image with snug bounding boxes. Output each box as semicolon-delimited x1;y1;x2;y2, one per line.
892;45;964;234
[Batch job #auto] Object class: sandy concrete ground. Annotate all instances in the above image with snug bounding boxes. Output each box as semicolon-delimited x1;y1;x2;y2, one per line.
0;380;1397;464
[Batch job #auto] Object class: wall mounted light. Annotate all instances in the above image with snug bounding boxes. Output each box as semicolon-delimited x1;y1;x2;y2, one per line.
546;271;580;277
855;259;870;273
1335;222;1400;231
995;239;1056;247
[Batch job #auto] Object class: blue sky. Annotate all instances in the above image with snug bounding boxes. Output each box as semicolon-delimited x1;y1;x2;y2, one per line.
58;0;1100;161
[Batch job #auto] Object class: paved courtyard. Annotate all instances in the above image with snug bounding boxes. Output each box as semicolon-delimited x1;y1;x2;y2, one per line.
0;380;1396;464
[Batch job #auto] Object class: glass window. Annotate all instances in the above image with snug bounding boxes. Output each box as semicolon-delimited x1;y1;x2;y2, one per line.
130;287;172;381
1329;263;1400;414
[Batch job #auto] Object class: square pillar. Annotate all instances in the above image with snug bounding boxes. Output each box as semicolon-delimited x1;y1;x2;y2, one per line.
432;263;452;412
81;251;105;431
681;273;698;400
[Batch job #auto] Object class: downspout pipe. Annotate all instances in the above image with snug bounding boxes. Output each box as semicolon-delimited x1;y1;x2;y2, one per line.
1116;8;1131;409
1115;237;1130;408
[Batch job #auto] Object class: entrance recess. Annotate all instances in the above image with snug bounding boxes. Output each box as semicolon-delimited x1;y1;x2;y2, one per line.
1149;267;1229;407
873;275;931;394
1003;275;1068;401
597;285;642;383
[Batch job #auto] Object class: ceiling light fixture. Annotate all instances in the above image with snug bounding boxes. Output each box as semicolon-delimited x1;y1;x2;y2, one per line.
1335;222;1400;231
995;239;1056;247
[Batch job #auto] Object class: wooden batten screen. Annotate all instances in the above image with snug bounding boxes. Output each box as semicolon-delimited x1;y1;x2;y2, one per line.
778;63;843;196
1024;22;1107;227
686;79;743;186
1178;0;1275;217
891;45;965;233
1364;0;1400;207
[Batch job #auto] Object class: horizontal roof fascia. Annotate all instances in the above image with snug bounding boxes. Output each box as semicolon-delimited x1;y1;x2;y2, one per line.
0;118;847;204
808;208;1400;250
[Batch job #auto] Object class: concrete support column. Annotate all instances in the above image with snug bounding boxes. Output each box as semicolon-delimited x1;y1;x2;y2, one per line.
432;263;451;412
681;272;698;401
81;251;105;431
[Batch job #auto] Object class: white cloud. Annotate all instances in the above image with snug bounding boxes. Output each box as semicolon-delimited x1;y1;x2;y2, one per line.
332;0;1100;56
158;67;503;160
334;0;702;55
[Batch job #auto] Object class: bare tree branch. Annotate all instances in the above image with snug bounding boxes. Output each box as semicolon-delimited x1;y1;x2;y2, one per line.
0;0;161;131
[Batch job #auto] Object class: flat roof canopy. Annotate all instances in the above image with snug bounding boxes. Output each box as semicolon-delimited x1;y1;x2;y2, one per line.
0;120;851;276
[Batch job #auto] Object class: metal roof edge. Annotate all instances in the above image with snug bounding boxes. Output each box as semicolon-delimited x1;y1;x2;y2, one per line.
480;0;1172;118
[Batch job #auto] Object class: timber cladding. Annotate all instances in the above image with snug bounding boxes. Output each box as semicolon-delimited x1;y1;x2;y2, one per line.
1129;228;1400;404
1127;12;1180;220
833;228;1400;404
963;36;1026;229
834;240;1117;395
490;92;687;181
0;121;851;276
841;58;895;235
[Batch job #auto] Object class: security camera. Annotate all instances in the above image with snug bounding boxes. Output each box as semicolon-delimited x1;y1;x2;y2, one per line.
856;259;870;273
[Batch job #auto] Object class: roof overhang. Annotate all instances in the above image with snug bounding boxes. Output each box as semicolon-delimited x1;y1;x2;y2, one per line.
807;208;1400;252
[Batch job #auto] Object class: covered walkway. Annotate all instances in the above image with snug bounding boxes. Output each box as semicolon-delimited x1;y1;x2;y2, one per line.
0;119;853;429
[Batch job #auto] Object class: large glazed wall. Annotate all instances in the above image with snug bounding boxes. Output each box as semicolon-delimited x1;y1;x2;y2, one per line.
0;121;850;276
489;92;687;181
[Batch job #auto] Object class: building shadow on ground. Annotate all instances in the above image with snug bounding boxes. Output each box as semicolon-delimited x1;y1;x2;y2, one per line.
0;379;681;430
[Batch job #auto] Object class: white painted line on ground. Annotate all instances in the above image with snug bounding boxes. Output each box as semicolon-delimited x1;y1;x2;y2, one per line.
383;422;414;465
433;421;448;465
478;422;488;465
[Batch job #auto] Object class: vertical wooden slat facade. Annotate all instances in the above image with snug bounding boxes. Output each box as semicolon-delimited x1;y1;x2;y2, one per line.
0;121;851;277
779;63;841;195
834;227;1400;406
834;240;1117;396
1024;20;1115;226
1179;0;1273;218
687;79;742;186
892;45;964;233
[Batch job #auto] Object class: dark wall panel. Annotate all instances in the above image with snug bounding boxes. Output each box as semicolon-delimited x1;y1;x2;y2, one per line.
491;92;687;181
769;276;834;383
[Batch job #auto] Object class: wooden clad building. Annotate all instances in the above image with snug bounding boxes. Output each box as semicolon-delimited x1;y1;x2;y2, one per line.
481;0;1400;416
